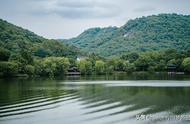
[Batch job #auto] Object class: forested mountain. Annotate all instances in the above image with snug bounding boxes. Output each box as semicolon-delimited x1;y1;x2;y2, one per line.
62;14;190;57
1;14;190;77
0;19;79;58
0;18;80;77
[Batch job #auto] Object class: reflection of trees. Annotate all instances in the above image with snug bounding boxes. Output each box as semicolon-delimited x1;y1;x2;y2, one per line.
0;78;75;106
0;78;80;118
77;85;190;115
1;78;190;120
65;72;190;81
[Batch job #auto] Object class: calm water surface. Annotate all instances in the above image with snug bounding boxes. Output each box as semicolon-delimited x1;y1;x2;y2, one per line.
0;73;190;124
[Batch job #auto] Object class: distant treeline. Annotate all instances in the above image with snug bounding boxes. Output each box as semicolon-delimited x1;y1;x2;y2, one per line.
0;48;190;77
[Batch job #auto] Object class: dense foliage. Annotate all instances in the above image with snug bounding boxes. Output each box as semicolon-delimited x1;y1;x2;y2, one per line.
0;18;78;77
1;14;190;77
62;14;190;57
182;57;190;72
74;49;190;75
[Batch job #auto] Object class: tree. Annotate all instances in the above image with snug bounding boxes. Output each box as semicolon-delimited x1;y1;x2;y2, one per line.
54;57;70;75
34;59;43;76
167;59;177;65
9;53;26;64
0;62;19;76
123;61;136;72
9;53;27;73
24;65;35;75
105;64;114;74
182;57;190;72
20;49;33;65
135;55;153;71
155;60;166;71
163;49;177;61
34;48;48;58
0;48;10;61
76;59;93;75
120;52;139;63
106;58;118;71
116;59;126;71
95;60;105;74
34;57;70;77
42;58;56;77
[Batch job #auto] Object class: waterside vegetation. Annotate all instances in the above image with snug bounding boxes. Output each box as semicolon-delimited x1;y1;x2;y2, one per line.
1;14;190;77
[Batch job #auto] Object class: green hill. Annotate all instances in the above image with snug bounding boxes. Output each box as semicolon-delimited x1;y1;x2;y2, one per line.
62;14;190;57
1;14;190;77
0;19;79;58
0;18;81;77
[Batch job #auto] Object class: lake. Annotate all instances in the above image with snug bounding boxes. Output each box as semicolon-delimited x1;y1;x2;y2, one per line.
0;72;190;124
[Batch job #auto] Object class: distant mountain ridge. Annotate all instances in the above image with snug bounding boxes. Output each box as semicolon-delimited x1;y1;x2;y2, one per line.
61;14;190;57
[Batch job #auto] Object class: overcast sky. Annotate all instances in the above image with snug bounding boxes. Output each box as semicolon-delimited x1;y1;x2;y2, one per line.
0;0;190;39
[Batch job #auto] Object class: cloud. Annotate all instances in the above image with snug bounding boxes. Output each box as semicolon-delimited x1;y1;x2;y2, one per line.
30;0;121;19
0;0;190;39
134;6;157;13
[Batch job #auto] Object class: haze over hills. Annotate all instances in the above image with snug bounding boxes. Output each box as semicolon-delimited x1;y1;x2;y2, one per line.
61;14;190;57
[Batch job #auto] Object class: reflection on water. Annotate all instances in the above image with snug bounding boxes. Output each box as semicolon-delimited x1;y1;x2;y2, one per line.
0;73;190;124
